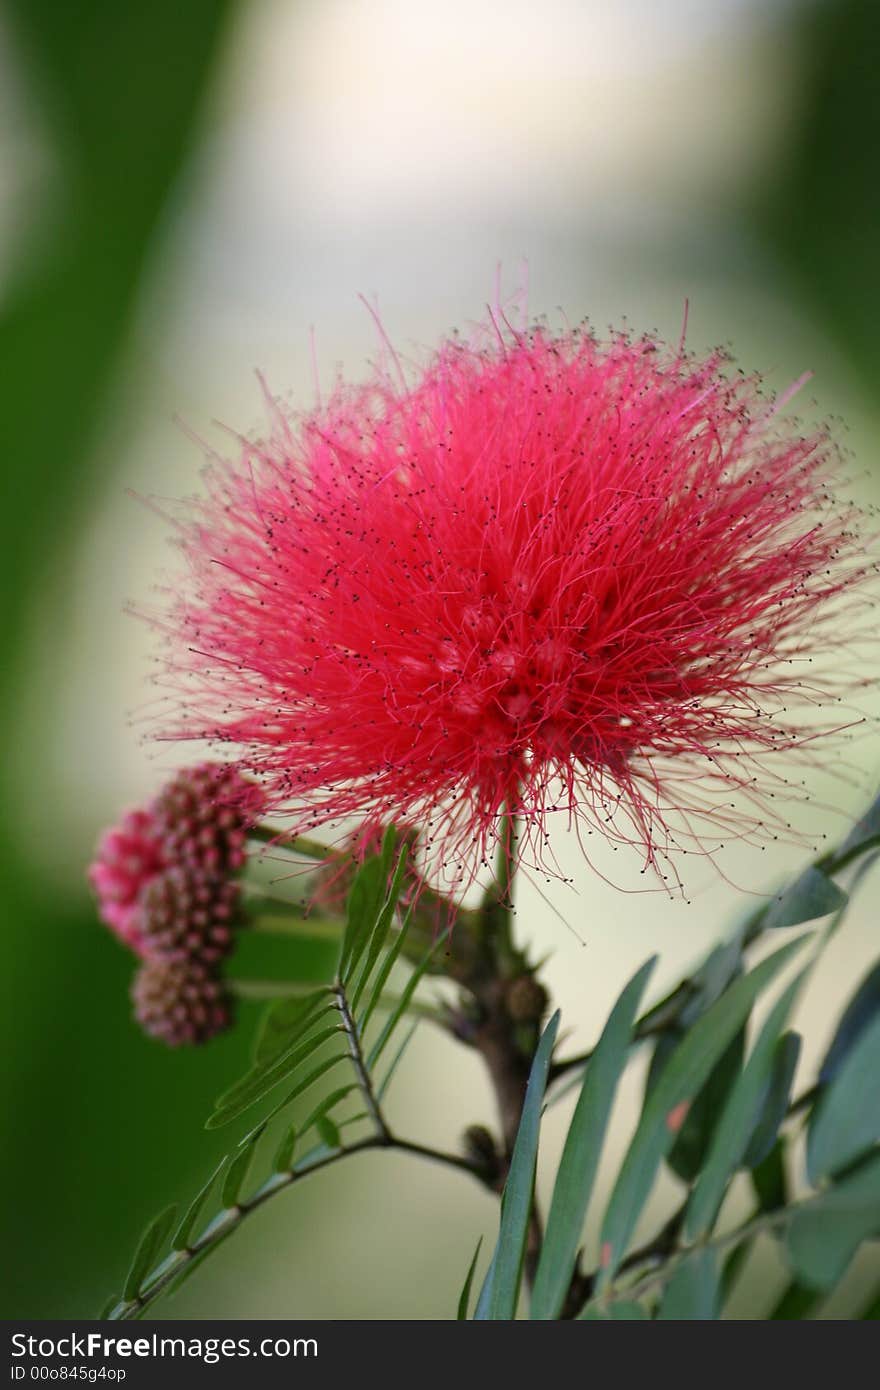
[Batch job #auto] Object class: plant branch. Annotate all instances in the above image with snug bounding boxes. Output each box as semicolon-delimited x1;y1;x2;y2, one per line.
247;826;338;861
600;1201;797;1310
107;1132;487;1322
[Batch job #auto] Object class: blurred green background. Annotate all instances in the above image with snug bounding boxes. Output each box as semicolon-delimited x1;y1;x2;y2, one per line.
1;0;879;1319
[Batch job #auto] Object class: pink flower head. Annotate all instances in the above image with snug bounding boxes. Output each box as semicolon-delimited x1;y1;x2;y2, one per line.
88;808;164;951
154;318;876;890
89;764;262;957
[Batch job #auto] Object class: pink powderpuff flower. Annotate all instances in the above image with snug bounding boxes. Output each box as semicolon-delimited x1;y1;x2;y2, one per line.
151;317;876;892
88;808;164;951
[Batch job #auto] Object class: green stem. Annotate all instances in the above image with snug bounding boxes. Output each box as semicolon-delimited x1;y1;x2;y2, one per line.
247;826;337;861
247;914;343;943
229;978;446;1024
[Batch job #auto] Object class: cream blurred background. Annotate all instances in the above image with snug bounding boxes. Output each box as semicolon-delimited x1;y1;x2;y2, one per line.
2;0;879;1318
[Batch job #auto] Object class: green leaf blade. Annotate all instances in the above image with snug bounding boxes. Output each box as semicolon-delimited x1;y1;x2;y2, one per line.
476;1012;560;1321
123;1205;178;1303
786;1152;880;1289
208;1023;343;1128
685;971;806;1241
457;1238;483;1320
657;1250;719;1320
763;867;846;930
531;957;656;1320
807;1012;880;1183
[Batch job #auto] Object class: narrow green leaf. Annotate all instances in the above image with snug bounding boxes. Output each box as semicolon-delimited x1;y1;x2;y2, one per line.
596;934;809;1287
786;1152;880;1289
316;1115;341;1149
376;1019;420;1103
835;792;880;862
272;1124;297;1173
769;1281;822;1319
476;1012;560;1321
300;1085;359;1139
679;934;744;1026
123;1205;178;1302
98;1294;120;1321
473;1248;497;1320
657;1250;719;1320
357;901;415;1035
221;1128;263;1208
742;1031;801;1170
751;1139;788;1213
339;829;397;981
819;960;880;1084
686;972;805;1240
457;1238;483;1320
367;932;446;1070
719;1240;751;1308
579;1300;648;1320
209;1023;342;1127
350;844;410;1010
172;1158;226;1251
531;957;656;1320
252;989;332;1066
209;1051;349;1131
763;866;846;930
807;1012;880;1183
649;1028;745;1184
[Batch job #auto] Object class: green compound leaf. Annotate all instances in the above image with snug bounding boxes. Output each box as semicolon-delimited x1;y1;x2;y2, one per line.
252;989;332;1067
210;1050;350;1132
763;867;846;931
531;957;656;1320
595;934;810;1289
475;1012;560;1320
208;1023;343;1128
